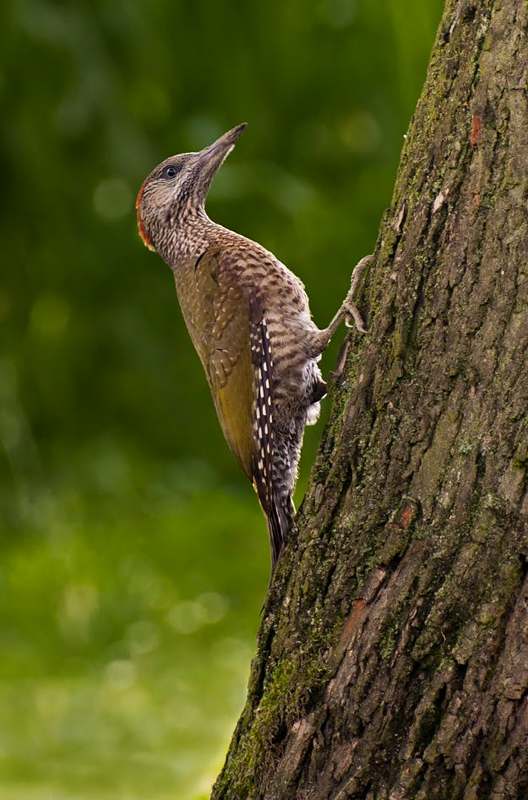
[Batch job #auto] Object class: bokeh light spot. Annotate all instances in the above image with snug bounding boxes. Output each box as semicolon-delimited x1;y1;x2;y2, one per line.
196;592;228;624
29;292;71;339
127;620;160;655
339;109;381;154
58;583;98;641
105;660;137;690
93;177;132;221
167;601;202;634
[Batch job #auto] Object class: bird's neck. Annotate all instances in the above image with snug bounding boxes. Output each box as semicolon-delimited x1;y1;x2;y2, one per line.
163;207;225;265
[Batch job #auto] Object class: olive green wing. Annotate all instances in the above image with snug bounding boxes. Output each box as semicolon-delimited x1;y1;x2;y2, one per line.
177;247;255;480
173;246;288;566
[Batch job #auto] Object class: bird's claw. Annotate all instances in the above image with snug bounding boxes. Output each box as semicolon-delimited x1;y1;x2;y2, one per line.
344;304;367;333
344;253;374;333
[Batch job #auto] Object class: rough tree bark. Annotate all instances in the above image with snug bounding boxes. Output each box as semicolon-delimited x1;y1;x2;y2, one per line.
212;1;528;797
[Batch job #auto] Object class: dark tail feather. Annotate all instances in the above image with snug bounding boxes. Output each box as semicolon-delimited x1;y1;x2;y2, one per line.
266;496;293;571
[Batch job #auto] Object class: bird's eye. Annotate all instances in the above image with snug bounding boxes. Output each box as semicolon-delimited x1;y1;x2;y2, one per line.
162;164;180;179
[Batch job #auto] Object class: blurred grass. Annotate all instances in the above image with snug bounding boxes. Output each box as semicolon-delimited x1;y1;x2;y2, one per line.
0;0;442;797
0;449;267;800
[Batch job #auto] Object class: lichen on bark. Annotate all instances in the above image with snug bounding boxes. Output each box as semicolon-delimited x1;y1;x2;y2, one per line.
212;0;528;797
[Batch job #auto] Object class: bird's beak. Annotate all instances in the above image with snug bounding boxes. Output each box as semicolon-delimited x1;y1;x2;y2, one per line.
195;123;247;182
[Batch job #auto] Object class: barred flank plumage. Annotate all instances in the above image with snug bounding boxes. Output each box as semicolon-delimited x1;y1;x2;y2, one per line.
249;304;292;567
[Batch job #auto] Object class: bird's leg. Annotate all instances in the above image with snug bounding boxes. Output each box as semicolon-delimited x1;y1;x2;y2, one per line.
310;254;373;356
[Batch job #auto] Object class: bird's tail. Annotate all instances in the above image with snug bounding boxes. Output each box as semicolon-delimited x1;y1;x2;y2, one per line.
253;469;294;571
265;494;294;571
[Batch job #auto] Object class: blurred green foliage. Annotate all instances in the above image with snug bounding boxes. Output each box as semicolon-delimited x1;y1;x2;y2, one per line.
0;0;441;797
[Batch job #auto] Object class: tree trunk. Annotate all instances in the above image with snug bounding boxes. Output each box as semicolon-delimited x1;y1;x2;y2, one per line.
212;1;528;797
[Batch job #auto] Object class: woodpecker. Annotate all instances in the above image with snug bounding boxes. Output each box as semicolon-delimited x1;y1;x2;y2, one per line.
136;123;370;570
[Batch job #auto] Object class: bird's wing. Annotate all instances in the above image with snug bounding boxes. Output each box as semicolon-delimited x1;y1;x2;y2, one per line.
182;247;255;480
176;246;288;565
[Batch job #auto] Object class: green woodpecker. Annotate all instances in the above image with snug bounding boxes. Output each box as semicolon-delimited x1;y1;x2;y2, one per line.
136;123;369;570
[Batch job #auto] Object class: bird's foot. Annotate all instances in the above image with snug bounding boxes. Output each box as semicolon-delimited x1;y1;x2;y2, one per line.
343;254;373;333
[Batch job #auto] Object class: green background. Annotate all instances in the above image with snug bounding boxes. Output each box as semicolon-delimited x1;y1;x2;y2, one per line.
0;1;442;797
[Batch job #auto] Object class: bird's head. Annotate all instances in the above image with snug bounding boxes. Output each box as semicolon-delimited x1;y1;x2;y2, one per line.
136;122;247;252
